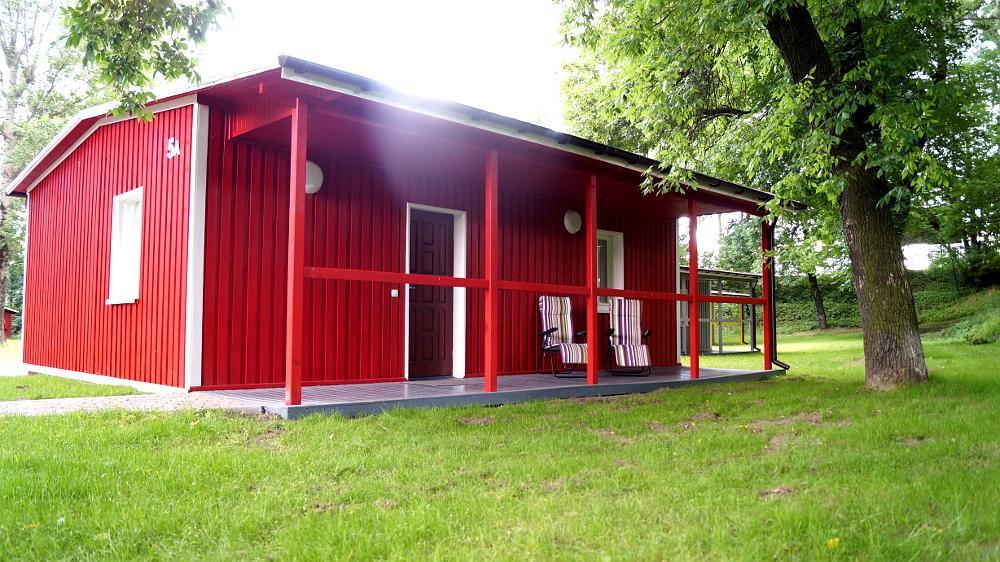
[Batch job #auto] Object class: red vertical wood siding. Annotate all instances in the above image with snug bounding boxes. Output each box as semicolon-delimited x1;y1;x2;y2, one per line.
23;106;192;386
201;119;678;387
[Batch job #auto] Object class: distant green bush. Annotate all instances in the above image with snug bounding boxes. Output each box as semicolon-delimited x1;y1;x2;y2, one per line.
927;247;1000;289
775;274;858;333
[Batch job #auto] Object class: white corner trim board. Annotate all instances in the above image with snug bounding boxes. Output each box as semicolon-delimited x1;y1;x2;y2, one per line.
184;103;210;390
23;364;187;394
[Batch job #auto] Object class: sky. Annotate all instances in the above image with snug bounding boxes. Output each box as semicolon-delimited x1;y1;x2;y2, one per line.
195;0;570;129
192;1;934;269
193;1;741;248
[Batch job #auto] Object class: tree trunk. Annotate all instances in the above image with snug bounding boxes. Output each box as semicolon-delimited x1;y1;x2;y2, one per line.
765;5;928;388
839;167;927;388
806;273;829;330
945;244;962;292
0;242;9;344
1;39;19;346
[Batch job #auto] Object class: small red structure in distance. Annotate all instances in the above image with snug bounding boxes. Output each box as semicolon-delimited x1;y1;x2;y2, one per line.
2;308;16;339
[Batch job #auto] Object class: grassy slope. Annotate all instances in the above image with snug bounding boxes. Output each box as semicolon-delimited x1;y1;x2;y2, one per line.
921;287;1000;344
1;331;997;560
776;272;999;343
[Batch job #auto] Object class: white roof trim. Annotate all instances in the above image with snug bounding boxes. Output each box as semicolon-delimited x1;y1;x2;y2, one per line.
5;103;111;195
6;65;277;196
9;57;777;209
18;95;200;194
280;66;765;207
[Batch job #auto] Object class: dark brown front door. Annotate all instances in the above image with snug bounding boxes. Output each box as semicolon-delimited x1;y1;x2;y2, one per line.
408;209;454;377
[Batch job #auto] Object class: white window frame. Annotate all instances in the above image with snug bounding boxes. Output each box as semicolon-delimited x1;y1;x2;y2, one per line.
106;187;144;305
597;229;624;313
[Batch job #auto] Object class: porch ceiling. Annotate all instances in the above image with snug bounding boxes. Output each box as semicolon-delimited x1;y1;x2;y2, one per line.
231;102;745;220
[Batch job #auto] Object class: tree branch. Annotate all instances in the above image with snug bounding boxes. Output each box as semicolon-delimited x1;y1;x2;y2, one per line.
696;106;750;120
764;5;836;85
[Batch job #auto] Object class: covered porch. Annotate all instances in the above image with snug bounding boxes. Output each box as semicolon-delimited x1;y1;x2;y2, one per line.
214;59;782;407
211;365;782;419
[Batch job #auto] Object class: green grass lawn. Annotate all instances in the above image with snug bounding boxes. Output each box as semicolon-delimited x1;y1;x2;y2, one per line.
0;374;138;401
0;338;22;367
1;331;997;560
0;339;138;401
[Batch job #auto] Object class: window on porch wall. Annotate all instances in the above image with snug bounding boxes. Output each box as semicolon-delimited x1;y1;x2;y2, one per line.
597;230;624;313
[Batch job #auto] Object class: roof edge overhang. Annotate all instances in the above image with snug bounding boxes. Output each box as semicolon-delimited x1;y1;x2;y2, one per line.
278;55;806;213
5;65;278;197
5;104;111;197
8;54;806;214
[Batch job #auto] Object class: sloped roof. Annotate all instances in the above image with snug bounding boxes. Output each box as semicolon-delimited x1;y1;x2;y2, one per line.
278;56;802;211
8;55;804;211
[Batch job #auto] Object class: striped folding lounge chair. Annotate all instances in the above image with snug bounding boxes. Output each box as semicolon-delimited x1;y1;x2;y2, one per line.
608;297;652;376
538;295;587;377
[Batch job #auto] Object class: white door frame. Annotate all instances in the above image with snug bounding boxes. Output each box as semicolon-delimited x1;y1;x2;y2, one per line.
675;218;682;364
404;203;468;379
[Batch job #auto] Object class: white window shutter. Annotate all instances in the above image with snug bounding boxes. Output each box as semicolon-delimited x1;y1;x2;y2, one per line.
107;187;144;304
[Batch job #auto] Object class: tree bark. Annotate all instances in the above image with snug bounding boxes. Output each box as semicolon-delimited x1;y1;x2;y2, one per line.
838;167;927;387
806;273;829;330
765;5;928;388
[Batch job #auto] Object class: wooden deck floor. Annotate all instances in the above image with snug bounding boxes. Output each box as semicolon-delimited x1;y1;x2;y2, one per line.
208;366;783;419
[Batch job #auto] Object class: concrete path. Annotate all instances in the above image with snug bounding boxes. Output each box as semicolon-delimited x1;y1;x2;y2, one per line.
0;393;261;417
0;360;26;377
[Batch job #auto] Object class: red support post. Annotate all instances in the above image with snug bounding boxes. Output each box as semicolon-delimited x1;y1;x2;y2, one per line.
285;98;308;406
585;174;599;385
761;220;774;370
483;149;500;392
687;198;700;379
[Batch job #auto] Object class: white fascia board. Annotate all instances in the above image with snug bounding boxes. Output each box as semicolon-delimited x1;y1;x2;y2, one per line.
7;65;279;196
5;103;113;195
20;95;200;194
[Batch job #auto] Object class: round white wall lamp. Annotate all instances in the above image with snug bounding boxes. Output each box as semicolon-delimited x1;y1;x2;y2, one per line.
563;210;582;234
305;160;324;194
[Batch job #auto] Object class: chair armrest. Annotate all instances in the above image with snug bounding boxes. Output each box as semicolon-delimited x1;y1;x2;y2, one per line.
574;330;587;338
642;329;652;339
541;327;558;337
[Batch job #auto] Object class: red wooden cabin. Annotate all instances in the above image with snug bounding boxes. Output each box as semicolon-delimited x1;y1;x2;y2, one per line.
7;56;788;403
3;308;16;339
